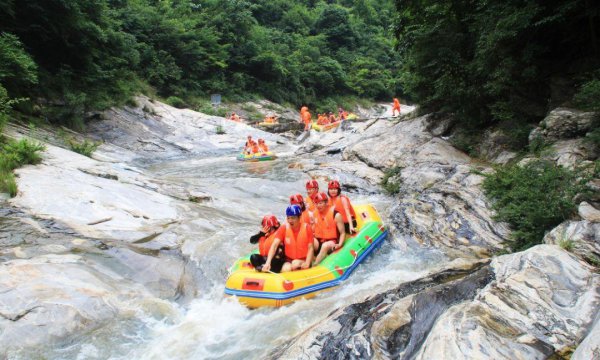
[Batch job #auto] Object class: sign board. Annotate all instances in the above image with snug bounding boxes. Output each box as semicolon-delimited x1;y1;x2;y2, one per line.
210;94;221;106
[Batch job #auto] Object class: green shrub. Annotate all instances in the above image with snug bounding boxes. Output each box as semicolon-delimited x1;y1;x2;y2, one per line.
68;138;100;157
0;170;17;197
559;238;574;252
2;138;45;167
573;77;600;112
584;127;600;148
0;138;45;197
166;96;187;109
450;131;480;157
216;125;226;135
482;160;591;251
381;166;402;195
528;135;550;156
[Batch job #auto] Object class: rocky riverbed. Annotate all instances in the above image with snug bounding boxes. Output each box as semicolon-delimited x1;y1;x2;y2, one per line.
1;98;598;359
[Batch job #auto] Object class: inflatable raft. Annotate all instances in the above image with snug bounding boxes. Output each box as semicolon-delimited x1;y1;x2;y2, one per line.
237;151;276;162
224;204;387;308
311;121;341;132
257;122;278;127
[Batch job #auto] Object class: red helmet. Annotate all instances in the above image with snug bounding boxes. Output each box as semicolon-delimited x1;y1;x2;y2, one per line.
289;194;304;205
314;192;329;203
261;215;280;228
328;180;341;189
306;180;319;189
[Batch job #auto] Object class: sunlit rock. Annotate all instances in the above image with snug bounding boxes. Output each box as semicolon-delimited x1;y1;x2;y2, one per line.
544;219;600;263
415;245;600;359
0;254;158;354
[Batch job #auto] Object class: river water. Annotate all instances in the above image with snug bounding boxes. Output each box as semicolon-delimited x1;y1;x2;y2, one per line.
4;150;447;360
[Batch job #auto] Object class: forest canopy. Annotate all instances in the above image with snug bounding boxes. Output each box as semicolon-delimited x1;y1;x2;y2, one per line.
395;0;600;129
0;0;400;125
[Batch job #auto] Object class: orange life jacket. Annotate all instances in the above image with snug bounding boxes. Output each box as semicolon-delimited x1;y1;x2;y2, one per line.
302;111;312;124
331;195;356;223
306;195;316;212
300;210;314;227
314;206;338;241
283;223;310;260
251;144;259;153
259;144;269;152
258;231;278;257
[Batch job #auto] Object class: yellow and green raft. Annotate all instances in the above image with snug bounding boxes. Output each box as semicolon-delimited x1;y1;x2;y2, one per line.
311;121;341;132
224;204;388;308
236;151;276;162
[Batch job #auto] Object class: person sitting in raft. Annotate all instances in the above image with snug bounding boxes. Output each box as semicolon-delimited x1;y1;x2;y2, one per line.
262;205;315;273
249;215;284;273
230;112;241;122
305;179;319;212
264;115;278;124
244;135;254;154
290;193;314;229
315;113;324;125
338;107;347;120
327;180;357;234
328;112;337;123
257;138;269;153
312;192;346;265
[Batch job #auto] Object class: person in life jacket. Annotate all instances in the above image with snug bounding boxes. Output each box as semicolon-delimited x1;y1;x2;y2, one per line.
290;193;314;230
249;215;284;272
300;106;312;131
257;139;269;153
393;98;401;117
244;135;255;154
338;107;346;120
327;180;357;234
230;112;241;122
305;179;319;212
262;204;314;273
312;192;346;265
328;112;337;123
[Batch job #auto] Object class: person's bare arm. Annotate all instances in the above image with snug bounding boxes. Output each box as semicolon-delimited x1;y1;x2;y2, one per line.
262;237;281;272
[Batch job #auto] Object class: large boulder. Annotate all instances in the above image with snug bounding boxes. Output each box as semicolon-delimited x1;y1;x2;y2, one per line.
572;311;600;360
10;144;181;242
530;107;598;142
270;245;600;359
415;245;600;359
0;254;162;355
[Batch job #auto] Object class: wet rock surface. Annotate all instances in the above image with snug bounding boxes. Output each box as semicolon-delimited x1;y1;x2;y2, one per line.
270;260;493;359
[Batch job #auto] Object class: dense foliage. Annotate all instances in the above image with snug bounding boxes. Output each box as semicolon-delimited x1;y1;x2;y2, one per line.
0;0;400;126
395;0;600;129
482;160;594;251
0;138;45;197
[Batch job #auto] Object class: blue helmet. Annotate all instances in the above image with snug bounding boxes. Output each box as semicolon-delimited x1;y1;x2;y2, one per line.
285;204;302;217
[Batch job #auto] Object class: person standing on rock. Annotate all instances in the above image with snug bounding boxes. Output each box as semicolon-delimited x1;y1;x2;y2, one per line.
249;215;284;273
392;98;401;117
327;180;357;234
313;192;346;265
262;205;315;273
300;106;312;131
